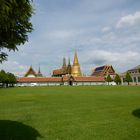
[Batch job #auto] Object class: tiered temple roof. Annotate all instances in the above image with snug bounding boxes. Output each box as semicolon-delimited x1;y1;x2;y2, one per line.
24;66;43;77
91;65;116;76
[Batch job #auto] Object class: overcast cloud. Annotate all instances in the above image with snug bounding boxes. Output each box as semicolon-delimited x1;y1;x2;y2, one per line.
0;0;140;76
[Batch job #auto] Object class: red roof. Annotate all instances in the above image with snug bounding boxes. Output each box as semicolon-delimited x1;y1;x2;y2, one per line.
17;77;62;82
17;76;105;83
74;76;105;82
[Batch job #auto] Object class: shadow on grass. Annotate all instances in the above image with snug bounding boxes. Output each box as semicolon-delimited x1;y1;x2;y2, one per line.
0;120;41;140
132;109;140;119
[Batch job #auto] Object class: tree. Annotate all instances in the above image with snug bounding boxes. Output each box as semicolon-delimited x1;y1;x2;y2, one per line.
106;75;113;85
0;0;33;62
0;70;17;88
114;74;121;85
7;72;17;87
0;70;8;87
125;72;132;85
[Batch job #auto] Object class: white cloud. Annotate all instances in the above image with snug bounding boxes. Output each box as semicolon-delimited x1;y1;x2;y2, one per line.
0;61;28;76
80;50;140;74
102;26;111;32
116;11;140;28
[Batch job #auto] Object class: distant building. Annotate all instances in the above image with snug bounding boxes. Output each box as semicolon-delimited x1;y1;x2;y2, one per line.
17;75;105;86
16;51;107;86
91;65;116;77
24;66;43;77
52;57;71;77
52;51;82;77
120;65;140;85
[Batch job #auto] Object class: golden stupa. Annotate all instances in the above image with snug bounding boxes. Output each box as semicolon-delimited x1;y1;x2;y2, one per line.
71;51;82;77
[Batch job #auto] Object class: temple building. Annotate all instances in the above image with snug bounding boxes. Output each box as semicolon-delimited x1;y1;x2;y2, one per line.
24;66;43;77
52;57;71;77
91;65;116;77
52;51;82;77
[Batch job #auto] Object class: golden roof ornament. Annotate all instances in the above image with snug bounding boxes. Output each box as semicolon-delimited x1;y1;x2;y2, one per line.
71;51;82;77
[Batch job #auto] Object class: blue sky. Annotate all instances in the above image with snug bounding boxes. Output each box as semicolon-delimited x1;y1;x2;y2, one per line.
1;0;140;76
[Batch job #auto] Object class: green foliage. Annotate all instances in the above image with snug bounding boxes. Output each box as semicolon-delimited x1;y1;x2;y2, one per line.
138;68;140;73
106;75;113;84
0;70;17;87
114;74;121;85
125;72;132;85
0;0;33;62
0;86;140;139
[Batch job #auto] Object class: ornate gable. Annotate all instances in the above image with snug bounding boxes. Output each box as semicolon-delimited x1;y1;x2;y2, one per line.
24;66;37;77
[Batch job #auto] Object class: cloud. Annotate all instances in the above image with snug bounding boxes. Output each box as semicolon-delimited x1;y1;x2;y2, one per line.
116;11;140;28
0;60;28;76
80;50;140;74
102;26;111;32
1;0;140;76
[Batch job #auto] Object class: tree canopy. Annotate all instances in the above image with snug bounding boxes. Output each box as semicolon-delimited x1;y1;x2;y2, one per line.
114;74;121;85
125;72;132;85
0;70;17;87
0;0;33;62
106;75;113;85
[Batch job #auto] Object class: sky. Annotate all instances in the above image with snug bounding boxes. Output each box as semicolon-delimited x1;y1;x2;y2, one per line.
0;0;140;76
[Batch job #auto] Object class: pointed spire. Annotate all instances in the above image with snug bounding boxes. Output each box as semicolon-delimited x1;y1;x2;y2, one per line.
67;57;72;74
68;57;71;66
71;51;82;77
37;65;43;77
38;66;41;74
62;57;67;68
73;51;79;66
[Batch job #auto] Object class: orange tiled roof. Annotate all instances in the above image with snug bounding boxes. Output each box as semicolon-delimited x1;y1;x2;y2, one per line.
53;69;63;75
17;76;105;83
74;76;105;82
17;77;62;82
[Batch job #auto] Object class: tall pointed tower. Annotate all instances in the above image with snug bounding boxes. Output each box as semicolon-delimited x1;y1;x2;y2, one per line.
67;58;72;74
71;51;82;77
62;57;67;74
37;66;43;77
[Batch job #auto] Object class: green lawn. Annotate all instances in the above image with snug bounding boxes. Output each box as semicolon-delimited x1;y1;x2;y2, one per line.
0;86;140;140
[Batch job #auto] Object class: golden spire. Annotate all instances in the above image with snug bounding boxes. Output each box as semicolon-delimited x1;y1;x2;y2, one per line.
73;51;79;66
71;51;82;77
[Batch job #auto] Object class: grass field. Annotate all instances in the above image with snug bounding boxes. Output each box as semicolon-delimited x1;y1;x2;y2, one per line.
0;86;140;140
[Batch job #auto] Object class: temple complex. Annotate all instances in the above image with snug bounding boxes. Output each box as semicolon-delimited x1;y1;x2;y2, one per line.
16;51;108;86
52;51;82;77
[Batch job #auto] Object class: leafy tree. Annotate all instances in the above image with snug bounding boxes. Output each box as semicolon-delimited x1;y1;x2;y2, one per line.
125;72;132;85
0;70;8;87
106;75;113;85
0;70;17;88
114;74;121;85
7;72;17;87
0;0;33;62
